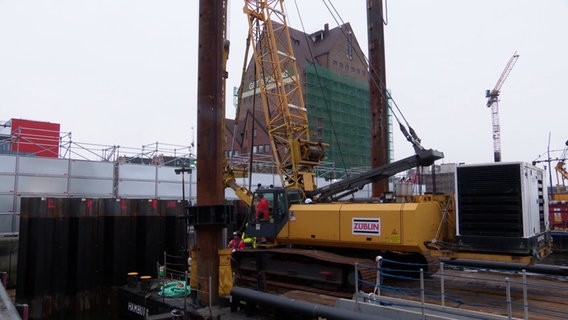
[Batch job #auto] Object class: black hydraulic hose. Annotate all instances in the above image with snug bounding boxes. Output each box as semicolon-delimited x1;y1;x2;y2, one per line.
231;286;387;320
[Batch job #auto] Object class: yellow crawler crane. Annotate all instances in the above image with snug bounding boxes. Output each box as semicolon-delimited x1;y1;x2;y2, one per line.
223;0;551;293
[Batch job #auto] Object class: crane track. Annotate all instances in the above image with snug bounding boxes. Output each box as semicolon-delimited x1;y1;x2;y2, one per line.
235;274;356;299
232;248;439;298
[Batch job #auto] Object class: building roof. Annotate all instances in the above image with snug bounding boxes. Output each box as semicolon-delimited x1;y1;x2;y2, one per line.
274;21;364;74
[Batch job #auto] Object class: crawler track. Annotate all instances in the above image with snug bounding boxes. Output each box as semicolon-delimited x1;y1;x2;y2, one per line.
232;248;438;298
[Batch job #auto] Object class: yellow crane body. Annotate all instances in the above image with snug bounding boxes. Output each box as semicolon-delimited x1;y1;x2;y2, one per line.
278;202;442;253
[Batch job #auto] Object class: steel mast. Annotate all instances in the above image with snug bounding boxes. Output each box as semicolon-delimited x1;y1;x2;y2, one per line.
485;51;519;162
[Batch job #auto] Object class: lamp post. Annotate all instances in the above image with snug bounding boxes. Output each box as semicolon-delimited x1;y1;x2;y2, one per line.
175;166;193;250
175;167;193;208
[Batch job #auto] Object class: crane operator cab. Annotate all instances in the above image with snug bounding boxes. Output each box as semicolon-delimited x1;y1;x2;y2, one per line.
245;187;303;244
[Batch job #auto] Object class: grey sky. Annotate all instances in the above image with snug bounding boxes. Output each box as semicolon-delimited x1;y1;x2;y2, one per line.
1;1;566;173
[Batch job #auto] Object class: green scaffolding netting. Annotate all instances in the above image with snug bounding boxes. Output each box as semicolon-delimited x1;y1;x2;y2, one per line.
305;62;372;170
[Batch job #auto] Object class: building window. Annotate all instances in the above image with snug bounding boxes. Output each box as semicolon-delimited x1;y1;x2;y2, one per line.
332;60;337;66
265;144;270;152
347;33;353;60
259;145;264;153
253;128;257;137
253;146;257;153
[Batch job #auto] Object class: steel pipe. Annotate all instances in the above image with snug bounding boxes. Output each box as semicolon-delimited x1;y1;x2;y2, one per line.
230;286;387;320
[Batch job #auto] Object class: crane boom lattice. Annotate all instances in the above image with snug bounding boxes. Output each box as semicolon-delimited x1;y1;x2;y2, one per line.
243;0;326;192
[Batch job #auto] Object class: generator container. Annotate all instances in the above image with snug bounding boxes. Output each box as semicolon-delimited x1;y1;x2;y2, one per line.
455;162;550;256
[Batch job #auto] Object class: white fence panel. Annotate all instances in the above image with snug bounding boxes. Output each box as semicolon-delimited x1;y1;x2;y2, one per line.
69;178;113;197
118;180;156;198
118;163;157;198
119;163;156;180
0;176;15;193
69;159;114;178
18;157;68;175
0;156;15;173
17;176;68;196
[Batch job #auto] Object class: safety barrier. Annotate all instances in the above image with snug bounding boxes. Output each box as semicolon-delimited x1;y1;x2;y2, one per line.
157;251;213;318
156;251;191;313
354;257;568;320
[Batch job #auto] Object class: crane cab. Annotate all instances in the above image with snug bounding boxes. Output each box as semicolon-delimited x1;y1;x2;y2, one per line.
244;188;303;241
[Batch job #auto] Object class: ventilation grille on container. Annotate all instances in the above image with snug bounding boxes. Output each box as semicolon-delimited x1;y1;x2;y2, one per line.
457;164;523;237
538;178;546;231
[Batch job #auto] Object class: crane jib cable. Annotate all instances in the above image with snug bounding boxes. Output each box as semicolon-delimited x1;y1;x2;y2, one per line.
304;0;427;154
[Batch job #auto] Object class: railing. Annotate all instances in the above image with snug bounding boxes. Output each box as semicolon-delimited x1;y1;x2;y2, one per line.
0;125;196;163
156;251;194;318
354;258;568;320
157;251;217;318
1;125;367;179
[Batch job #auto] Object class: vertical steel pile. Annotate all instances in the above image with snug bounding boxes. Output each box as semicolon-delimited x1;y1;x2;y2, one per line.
193;0;231;306
368;0;389;196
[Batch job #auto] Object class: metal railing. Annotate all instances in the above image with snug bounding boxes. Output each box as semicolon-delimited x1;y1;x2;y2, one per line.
354;258;568;320
157;251;213;318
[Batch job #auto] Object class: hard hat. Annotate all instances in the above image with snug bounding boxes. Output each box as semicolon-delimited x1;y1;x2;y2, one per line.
305;198;312;204
233;231;240;237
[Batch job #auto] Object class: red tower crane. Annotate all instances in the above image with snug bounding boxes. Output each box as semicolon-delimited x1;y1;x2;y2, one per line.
485;51;519;162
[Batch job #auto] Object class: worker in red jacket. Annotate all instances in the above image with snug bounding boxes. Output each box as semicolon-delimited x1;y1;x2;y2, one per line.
255;194;270;221
228;231;245;251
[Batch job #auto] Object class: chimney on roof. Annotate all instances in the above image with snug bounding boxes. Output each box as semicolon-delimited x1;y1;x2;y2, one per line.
324;23;329;35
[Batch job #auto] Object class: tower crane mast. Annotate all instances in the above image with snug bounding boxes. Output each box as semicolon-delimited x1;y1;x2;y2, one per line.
485;51;519;162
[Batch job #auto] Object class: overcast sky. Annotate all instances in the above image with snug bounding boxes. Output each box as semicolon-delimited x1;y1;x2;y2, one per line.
1;1;566;171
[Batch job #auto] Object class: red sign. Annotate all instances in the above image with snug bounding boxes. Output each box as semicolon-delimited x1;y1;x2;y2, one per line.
10;119;60;158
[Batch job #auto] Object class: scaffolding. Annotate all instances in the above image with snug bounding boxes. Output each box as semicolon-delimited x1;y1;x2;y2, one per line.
305;62;371;170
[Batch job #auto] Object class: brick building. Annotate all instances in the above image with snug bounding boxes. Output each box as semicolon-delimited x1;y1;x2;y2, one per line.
226;22;378;173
